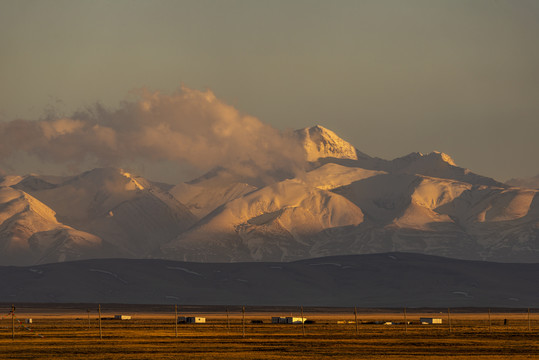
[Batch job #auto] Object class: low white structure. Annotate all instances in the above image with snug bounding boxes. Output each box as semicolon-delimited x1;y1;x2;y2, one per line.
114;315;131;320
420;318;442;324
178;316;205;324
25;319;32;324
271;317;306;324
187;317;205;323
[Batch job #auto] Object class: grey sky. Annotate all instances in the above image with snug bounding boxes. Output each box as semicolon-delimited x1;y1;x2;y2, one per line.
1;0;538;183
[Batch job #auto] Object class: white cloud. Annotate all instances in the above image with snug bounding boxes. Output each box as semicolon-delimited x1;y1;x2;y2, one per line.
0;86;307;183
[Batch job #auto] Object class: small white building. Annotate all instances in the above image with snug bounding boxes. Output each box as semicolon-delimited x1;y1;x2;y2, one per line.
25;319;32;324
178;316;205;324
420;318;442;324
187;317;205;323
272;317;306;324
114;315;131;320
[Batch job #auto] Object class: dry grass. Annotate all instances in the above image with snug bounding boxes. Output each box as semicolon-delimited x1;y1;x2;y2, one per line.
1;310;538;359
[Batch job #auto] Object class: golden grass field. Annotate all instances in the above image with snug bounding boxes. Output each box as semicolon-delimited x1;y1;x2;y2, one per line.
1;306;538;359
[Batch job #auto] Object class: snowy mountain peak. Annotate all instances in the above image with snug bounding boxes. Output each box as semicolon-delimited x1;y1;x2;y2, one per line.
398;151;457;167
66;167;146;192
296;125;369;162
430;151;457;166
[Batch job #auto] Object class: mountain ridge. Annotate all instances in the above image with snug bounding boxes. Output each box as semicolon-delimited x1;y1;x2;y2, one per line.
0;125;537;265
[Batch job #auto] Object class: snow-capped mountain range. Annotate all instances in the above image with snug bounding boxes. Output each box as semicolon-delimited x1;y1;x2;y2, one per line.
1;125;537;265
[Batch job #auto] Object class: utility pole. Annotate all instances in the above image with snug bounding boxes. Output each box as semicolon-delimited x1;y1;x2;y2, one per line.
488;309;491;333
226;307;230;334
403;307;407;334
301;306;305;337
242;306;246;338
354;306;359;336
11;304;15;340
448;308;452;333
528;308;531;332
87;308;91;331
175;305;178;338
98;304;103;340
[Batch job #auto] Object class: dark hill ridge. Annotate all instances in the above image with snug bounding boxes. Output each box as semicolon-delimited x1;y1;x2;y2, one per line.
1;252;537;308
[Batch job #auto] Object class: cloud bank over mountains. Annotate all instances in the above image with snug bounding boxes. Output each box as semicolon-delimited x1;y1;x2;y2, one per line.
0;87;306;183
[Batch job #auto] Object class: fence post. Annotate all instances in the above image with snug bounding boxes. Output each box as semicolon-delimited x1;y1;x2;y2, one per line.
98;304;103;340
403;307;407;334
354;306;359;336
242;306;245;338
301;306;305;337
11;304;15;340
226;307;230;334
528;308;531;332
488;308;491;333
175;305;178;338
448;308;452;333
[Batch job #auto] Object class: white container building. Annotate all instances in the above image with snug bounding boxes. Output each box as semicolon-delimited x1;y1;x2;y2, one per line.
178;316;206;324
114;315;131;320
271;317;306;324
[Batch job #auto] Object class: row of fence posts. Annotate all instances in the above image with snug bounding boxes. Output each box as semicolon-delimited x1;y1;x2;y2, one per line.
368;306;532;334
170;305;533;338
5;304;535;340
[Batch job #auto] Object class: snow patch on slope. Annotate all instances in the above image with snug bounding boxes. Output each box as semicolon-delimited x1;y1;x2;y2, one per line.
300;163;385;190
170;181;256;218
165;177;364;261
119;170;145;190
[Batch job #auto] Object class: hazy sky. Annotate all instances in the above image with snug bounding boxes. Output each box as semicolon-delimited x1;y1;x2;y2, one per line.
1;0;538;183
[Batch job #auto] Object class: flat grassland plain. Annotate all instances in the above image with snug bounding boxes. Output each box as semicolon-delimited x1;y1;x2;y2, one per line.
1;305;538;359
